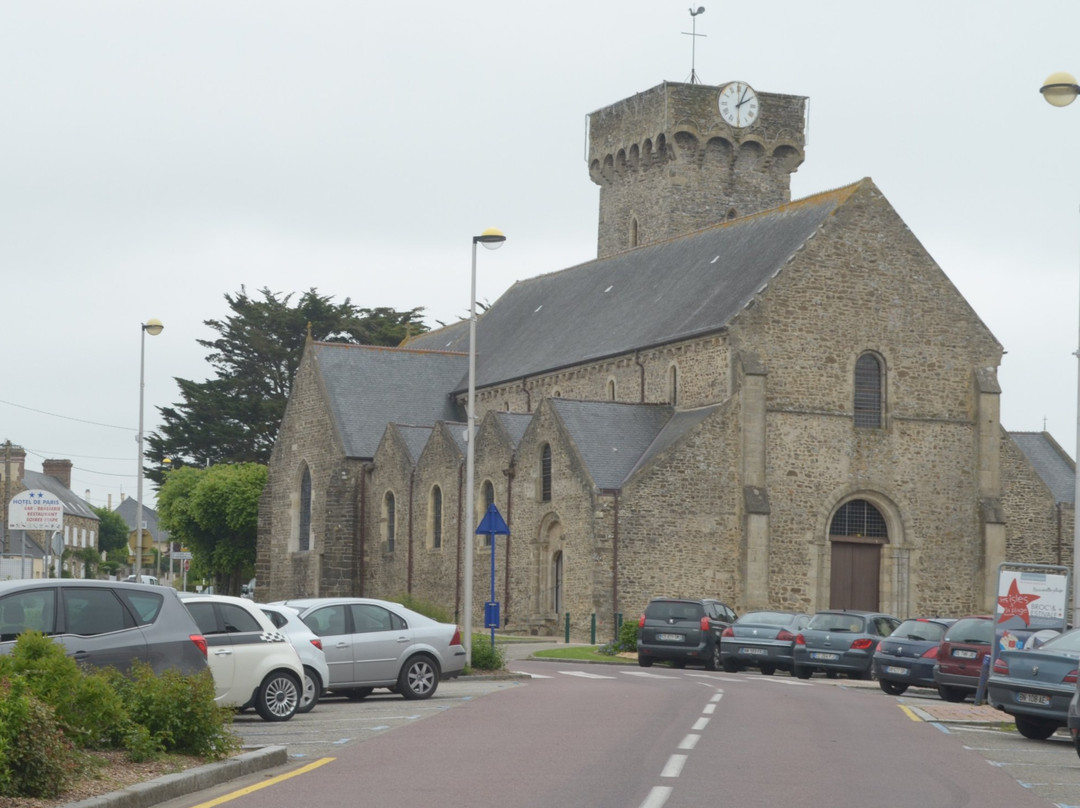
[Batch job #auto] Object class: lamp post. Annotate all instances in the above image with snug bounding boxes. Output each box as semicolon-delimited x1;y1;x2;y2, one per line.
134;318;164;583
464;228;506;664
1039;72;1080;627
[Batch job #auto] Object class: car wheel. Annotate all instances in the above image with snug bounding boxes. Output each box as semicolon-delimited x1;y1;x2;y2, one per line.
706;645;722;672
638;655;653;668
1015;715;1058;740
721;658;740;673
794;665;812;680
760;664;776;676
937;685;967;703
342;687;375;701
297;666;322;714
399;655;439;700
254;670;301;722
879;680;908;696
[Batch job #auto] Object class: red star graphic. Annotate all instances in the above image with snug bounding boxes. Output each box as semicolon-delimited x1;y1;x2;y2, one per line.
997;579;1041;626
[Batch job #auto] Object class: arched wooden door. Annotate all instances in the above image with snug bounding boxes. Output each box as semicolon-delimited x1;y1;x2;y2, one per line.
829;500;888;611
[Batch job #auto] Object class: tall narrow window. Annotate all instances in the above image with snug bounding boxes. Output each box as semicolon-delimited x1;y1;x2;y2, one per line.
540;444;552;502
298;466;312;551
668;364;679;405
481;480;495;547
630;218;639;247
854;353;883;428
607;379;616;400
385;492;396;552
431;486;442;549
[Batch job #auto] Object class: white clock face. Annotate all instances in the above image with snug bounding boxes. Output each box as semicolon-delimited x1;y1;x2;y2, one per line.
718;82;759;128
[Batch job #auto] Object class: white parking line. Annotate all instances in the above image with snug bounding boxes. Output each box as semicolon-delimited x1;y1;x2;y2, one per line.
660;754;687;778
677;734;700;750
557;670;617;679
622;670;680;678
509;670;552;678
638;786;672;808
703;703;717;714
691;717;710;731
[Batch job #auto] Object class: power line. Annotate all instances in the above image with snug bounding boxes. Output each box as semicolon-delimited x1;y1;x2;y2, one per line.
0;398;133;431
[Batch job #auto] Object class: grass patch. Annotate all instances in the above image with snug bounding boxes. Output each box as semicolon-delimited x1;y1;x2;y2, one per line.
531;646;637;664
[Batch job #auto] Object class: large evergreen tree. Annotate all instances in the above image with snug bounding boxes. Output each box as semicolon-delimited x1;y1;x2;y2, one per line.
145;287;427;479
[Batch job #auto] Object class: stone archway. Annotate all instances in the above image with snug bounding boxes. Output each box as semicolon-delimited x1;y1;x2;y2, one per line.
529;515;564;635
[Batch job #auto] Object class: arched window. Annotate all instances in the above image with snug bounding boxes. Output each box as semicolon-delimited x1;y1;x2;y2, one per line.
481;480;495;547
630;218;639;247
668;364;678;405
854;353;884;428
431;485;443;549
830;499;888;539
384;491;396;552
298;466;312;552
540;444;552;502
607;379;616;400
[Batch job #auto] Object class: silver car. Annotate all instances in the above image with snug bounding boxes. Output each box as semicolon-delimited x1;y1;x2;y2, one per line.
260;603;330;713
273;597;466;700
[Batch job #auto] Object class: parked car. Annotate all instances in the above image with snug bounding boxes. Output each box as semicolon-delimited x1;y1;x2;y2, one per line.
273;597;466;700
718;610;810;674
933;615;993;702
1068;675;1080;758
124;575;159;586
0;579;207;676
792;609;901;680
259;602;330;713
636;597;737;670
987;627;1080;740
178;592;303;721
872;617;956;695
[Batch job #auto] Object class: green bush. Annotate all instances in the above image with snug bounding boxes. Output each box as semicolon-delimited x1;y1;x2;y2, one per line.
0;679;78;798
616;619;639;653
469;634;505;671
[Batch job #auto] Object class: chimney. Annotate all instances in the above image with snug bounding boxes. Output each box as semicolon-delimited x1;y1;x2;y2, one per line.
42;459;73;490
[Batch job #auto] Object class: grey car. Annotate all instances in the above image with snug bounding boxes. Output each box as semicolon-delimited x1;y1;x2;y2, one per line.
988;627;1080;740
0;579;208;676
273;597;466;700
792;609;901;680
719;610;810;674
1068;673;1080;758
636;597;738;670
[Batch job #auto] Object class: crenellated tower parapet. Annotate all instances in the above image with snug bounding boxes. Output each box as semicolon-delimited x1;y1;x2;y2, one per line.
588;81;807;258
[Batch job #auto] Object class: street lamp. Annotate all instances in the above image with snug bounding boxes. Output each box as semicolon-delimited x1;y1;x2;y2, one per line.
1039;72;1080;627
464;228;506;664
134;318;163;583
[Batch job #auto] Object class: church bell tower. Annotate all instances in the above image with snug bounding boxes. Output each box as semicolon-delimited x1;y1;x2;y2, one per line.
587;81;807;258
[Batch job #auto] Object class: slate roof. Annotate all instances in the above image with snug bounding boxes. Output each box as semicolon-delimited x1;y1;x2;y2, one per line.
115;496;169;542
313;342;466;459
393;425;433;464
23;470;98;521
495;412;532;448
1010;432;1076;504
549;399;675;489
407;181;862;392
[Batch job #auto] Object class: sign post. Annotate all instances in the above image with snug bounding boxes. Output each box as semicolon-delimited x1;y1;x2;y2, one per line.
476;504;510;650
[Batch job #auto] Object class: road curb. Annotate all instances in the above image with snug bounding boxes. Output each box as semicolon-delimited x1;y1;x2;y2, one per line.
65;745;288;808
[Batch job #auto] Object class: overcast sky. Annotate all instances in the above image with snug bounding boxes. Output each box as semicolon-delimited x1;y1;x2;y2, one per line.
4;1;1080;509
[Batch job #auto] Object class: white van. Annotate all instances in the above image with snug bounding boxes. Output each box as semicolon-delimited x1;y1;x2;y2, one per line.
124;575;159;586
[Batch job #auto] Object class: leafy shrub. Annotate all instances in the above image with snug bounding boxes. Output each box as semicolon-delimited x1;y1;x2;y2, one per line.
616;619;639;653
394;593;454;624
469;634;505;671
0;679;78;798
105;663;239;760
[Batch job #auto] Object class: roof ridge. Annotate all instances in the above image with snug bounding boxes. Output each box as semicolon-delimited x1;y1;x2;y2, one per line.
313;341;466;357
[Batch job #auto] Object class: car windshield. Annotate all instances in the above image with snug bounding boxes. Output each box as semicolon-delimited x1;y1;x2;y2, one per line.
890;619;948;642
737;611;792;626
1038;629;1080;653
945;618;992;644
807;613;865;632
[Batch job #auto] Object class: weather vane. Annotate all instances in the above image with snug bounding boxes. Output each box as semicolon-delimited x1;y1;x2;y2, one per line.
684;7;706;84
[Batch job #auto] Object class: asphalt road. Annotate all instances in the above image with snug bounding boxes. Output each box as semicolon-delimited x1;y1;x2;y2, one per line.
154;654;1080;808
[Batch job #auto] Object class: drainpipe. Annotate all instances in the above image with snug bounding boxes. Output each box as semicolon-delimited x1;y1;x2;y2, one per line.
407;470;415;594
358;462;373;596
601;489;620;635
503;465;515;625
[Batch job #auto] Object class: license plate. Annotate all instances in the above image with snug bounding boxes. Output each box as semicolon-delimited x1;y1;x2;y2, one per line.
657;633;684;642
885;666;909;676
952;649;977;659
810;652;839;661
739;647;768;655
1016;692;1051;706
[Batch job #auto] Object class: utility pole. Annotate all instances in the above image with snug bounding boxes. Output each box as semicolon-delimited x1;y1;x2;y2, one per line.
3;440;10;556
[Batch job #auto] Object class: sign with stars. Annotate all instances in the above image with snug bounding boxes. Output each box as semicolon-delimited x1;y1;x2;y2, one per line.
994;566;1069;654
7;489;64;532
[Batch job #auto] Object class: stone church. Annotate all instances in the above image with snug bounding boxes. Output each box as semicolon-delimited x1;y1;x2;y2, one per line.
256;80;1076;640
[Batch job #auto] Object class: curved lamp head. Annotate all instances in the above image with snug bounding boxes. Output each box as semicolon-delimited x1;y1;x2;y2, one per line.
1041;71;1080;108
474;228;507;251
143;318;164;336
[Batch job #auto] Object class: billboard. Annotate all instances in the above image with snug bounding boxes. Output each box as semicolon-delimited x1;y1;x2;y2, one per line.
995;565;1070;652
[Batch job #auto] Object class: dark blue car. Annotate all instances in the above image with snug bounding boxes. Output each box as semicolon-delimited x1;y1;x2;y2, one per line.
872;617;955;695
